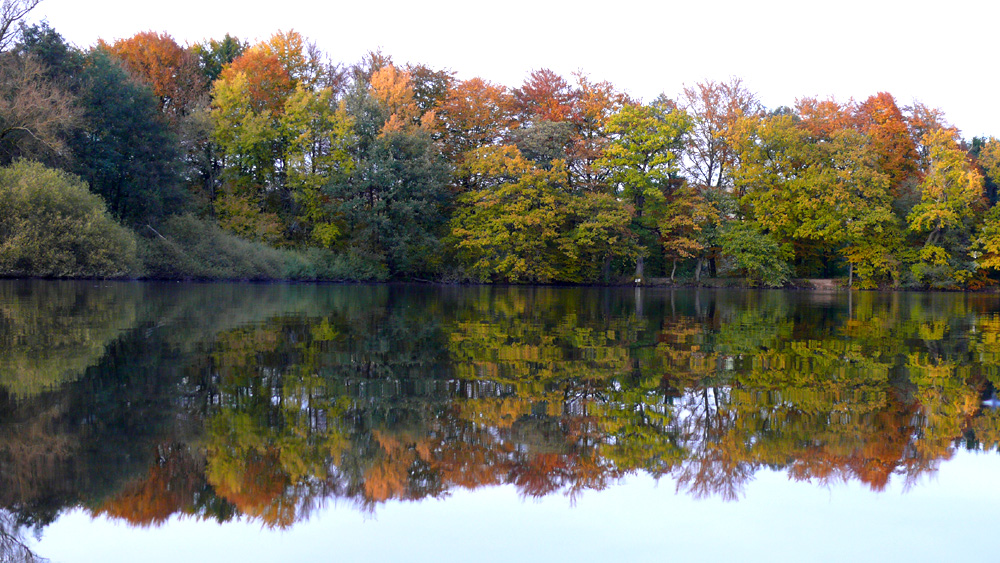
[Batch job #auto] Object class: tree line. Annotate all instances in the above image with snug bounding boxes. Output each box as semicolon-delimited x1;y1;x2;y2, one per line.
2;16;1000;287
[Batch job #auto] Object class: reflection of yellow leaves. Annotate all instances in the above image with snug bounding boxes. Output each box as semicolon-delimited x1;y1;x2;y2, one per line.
918;321;947;341
0;283;139;398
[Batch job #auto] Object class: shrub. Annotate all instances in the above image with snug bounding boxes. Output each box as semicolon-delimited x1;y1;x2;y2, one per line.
719;221;792;288
138;214;391;282
0;160;138;277
139;213;298;280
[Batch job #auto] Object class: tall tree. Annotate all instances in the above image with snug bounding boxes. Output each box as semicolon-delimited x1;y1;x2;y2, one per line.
515;68;575;123
855;92;918;193
597;101;691;279
280;84;354;246
565;73;629;192
681;77;760;191
193;34;246;84
327;84;450;276
680;77;761;278
405;63;453;117
435;77;518;182
907;128;984;286
68;49;183;224
103;32;207;123
210;31;325;239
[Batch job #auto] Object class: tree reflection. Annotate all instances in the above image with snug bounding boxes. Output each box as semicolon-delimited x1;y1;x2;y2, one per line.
2;282;1000;534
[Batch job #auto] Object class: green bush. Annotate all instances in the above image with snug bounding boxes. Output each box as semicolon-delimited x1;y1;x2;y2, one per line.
720;221;792;288
0;160;138;277
138;214;389;281
139;213;302;280
284;247;389;282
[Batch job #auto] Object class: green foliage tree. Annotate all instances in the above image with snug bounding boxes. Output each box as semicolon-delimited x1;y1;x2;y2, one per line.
718;221;791;287
68;49;184;225
326;84;450;277
280;85;355;247
193;34;246;84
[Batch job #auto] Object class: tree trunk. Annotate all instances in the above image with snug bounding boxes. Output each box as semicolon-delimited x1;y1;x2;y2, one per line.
925;226;941;247
695;258;703;282
848;262;854;289
670;259;677;282
635;255;644;281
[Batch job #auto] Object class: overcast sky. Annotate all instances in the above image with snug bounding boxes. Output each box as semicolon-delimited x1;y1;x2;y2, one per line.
30;0;999;138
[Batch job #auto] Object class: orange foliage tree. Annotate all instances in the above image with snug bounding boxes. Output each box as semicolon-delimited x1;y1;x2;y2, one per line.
103;31;206;122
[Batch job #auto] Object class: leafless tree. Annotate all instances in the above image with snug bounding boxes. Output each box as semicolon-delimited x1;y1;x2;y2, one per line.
0;0;41;52
0;510;43;563
0;52;78;162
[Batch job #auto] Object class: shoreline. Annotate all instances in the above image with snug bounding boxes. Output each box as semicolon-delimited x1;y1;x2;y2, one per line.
3;275;999;293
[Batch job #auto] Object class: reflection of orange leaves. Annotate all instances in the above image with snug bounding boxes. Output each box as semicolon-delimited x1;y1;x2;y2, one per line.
362;463;409;503
94;444;205;527
212;448;295;528
510;452;568;497
363;430;422;502
434;440;507;489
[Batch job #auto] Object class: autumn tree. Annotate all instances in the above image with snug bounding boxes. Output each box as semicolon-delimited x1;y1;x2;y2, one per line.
103;31;207;122
972;136;1000;206
597;101;692;279
436;77;518;176
369;64;433;133
680;77;761;278
210;31;319;240
565;73;629;192
907;128;985;287
681;77;761;191
855;92;918;193
450;145;634;283
795;96;857;141
515;68;575;123
732;111;900;283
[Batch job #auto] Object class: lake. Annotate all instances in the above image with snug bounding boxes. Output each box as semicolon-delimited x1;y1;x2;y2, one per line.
2;280;1000;562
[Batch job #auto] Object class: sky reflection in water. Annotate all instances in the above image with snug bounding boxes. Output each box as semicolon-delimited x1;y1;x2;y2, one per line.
37;451;1000;563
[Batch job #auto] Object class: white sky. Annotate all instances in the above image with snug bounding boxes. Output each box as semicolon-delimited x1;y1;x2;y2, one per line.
30;0;1000;139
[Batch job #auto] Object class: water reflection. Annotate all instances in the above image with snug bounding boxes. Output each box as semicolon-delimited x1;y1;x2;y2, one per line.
2;282;1000;541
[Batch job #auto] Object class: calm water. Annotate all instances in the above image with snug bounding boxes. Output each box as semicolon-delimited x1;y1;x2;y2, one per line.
2;281;1000;561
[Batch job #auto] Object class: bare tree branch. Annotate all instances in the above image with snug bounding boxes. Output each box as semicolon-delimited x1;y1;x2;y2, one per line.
0;0;41;52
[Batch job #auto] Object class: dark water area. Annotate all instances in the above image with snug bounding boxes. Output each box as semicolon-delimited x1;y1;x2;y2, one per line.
2;280;1000;561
